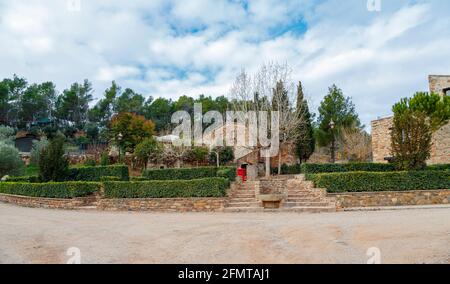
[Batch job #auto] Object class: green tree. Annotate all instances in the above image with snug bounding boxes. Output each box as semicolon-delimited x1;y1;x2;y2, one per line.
109;112;155;154
295;82;315;163
38;136;69;182
0;75;28;127
316;85;360;163
391;92;449;170
19;82;57;128
0;125;15;144
0;141;24;178
55;80;93;129
209;146;234;166
88;81;120;127
134;138;160;169
144;97;173;133
115;88;145;115
30;137;49;166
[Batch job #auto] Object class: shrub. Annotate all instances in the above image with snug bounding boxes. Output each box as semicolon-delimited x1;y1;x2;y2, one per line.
301;163;395;174
39;137;69;182
271;164;302;175
4;176;39;183
103;178;229;198
0;141;24;178
425;164;450;171
143;167;217;180
309;170;450;193
142;166;236;181
100;152;110;166
209;146;235;166
30;137;49;166
84;158;97;167
0;182;100;198
0;125;15;144
134;138;160;169
68;165;129;181
100;176;121;181
216;167;237;181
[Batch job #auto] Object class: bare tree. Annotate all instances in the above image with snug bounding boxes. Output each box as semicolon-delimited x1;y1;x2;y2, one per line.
339;127;372;162
229;62;307;177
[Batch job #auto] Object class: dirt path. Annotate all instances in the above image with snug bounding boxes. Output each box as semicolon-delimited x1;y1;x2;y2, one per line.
0;203;449;264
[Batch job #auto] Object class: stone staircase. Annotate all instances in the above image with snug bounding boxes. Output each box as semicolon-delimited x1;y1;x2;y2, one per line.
224;175;336;213
282;175;335;213
224;181;263;213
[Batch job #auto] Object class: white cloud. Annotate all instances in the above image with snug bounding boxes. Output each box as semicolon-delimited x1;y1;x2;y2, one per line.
0;0;449;129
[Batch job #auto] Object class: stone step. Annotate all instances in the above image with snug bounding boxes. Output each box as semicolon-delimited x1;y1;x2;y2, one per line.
284;201;331;208
281;206;336;213
223;207;264;213
227;202;261;208
286;198;326;203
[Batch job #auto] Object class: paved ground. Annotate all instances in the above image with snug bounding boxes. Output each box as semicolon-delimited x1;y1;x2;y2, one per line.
0;203;449;264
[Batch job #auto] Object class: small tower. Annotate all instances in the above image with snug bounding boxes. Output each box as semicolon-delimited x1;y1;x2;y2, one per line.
428;75;450;96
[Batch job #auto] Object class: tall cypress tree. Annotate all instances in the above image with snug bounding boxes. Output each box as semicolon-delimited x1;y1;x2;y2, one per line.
295;82;315;163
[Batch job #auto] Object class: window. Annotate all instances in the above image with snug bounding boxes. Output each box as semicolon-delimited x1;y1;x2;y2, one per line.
445;88;450;96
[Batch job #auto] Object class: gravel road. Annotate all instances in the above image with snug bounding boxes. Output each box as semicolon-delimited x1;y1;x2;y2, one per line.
0;203;449;264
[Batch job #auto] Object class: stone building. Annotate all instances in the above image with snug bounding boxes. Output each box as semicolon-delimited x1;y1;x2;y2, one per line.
371;75;450;164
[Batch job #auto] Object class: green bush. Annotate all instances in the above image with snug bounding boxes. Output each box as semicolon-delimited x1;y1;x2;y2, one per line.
100;152;110;166
39;137;69;182
30;137;49;166
100;176;121;181
310;170;450;193
68;165;129;181
425;164;450;171
4;176;39;183
0;182;100;198
142;166;236;181
0;141;24;178
301;163;396;174
271;164;302;175
84;158;97;167
103;178;229;198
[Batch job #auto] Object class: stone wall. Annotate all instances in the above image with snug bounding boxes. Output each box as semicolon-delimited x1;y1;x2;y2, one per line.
371;117;450;165
97;198;225;212
429;75;450;95
371;117;393;163
329;190;450;209
0;193;93;209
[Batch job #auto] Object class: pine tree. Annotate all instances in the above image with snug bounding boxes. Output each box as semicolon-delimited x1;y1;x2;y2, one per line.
295;82;315;163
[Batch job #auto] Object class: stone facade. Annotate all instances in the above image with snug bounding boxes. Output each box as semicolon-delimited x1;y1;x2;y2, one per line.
97;198;225;212
429;75;450;95
371;75;450;164
371;117;393;163
0;193;94;209
329;190;450;209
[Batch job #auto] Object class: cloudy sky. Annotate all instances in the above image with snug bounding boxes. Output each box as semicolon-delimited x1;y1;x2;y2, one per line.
0;0;449;130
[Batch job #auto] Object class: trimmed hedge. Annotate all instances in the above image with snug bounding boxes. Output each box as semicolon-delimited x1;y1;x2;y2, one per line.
103;177;229;198
4;165;130;182
301;163;396;174
142;166;236;181
68;165;129;181
271;164;302;175
426;164;450;171
0;182;100;198
4;176;39;183
310;170;450;193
